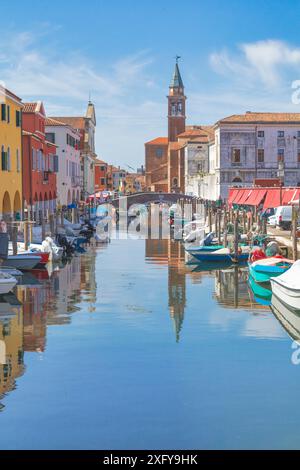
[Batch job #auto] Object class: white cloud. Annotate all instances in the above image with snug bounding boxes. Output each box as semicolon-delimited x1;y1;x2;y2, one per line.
0;29;161;168
210;39;300;87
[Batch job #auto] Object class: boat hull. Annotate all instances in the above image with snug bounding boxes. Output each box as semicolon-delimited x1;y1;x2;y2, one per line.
270;279;300;311
249;261;291;284
5;255;40;271
192;252;249;263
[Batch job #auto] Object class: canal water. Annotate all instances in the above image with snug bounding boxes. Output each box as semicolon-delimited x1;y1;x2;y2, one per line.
0;237;300;449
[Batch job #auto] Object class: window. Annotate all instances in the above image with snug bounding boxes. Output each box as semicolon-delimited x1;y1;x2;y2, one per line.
278;148;284;161
257;149;264;163
100;166;106;172
257;131;264;138
16;110;21;127
7;106;10;124
278;130;284;138
1;104;6;121
7;148;10;171
101;178;105;185
16;149;20;172
156;148;163;158
46;132;55;144
298;152;300;163
231;148;241;164
1;146;6;170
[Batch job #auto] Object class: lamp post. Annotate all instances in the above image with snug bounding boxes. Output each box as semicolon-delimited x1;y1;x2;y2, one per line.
277;160;285;206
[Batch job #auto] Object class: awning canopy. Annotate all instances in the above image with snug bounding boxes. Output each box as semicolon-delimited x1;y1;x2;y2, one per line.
263;189;281;209
247;189;267;206
228;188;239;205
238;189;253;205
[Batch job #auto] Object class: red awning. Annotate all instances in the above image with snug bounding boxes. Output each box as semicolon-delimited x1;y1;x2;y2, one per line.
228;188;238;204
263;189;281;209
233;189;247;204
228;188;240;204
247;189;267;206
282;189;297;205
290;189;300;204
238;189;253;205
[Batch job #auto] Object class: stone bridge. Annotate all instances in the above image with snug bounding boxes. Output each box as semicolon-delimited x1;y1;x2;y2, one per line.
99;192;198;209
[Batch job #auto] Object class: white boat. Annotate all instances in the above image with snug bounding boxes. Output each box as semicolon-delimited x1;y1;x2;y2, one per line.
29;237;63;262
270;260;300;310
5;255;40;270
271;294;300;340
0;272;17;294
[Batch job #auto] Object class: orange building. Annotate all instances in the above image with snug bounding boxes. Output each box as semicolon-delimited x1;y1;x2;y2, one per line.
94;159;108;192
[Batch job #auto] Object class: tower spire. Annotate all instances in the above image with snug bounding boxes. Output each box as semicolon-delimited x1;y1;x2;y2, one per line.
170;56;184;89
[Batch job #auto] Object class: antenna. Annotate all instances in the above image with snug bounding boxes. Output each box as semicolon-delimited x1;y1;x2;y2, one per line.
89;91;92;103
175;55;181;64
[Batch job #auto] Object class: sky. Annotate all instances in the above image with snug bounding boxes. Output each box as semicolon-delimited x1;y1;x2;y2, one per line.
2;0;300;169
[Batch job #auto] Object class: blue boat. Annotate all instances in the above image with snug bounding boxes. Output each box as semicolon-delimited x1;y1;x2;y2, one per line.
191;248;249;263
248;257;293;283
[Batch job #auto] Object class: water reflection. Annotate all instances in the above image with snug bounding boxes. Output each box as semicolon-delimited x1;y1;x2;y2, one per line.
0;252;97;409
0;237;298;417
271;294;300;341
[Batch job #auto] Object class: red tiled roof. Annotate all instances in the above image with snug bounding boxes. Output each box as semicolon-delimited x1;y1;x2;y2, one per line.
45;117;67;126
219;112;300;124
22;102;38;113
23;101;44;114
51;116;85;130
0;86;22;103
145;137;168;146
169;142;186;151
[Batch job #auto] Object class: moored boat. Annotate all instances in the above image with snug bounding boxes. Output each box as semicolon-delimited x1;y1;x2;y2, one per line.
270;260;300;310
248;257;293;284
191;247;250;263
5;254;40;271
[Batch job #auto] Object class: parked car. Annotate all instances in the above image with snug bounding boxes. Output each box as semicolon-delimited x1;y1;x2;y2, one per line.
268;205;294;230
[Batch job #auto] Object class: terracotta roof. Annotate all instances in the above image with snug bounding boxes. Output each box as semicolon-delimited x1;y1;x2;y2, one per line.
45;117;67;127
23;101;44;114
219;112;300;124
178;125;215;141
51;116;85;130
145;137;168;146
169;142;186;151
95;159;107;165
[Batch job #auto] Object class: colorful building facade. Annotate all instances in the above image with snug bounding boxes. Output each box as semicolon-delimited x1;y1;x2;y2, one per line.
22;102;58;217
94;159;108;192
45;118;81;207
0;86;23;219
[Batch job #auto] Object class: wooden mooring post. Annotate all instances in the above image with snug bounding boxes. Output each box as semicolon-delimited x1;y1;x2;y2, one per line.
12;223;18;255
208;208;212;233
24;221;29;251
40;210;46;241
292;205;298;261
223;211;228;248
233;213;239;262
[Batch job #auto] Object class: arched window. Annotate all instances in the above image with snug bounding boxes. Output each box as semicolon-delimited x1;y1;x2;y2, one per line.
7;147;10;171
172;177;178;187
232;177;242;183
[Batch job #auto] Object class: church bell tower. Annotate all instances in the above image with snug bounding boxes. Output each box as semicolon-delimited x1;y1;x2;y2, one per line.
168;57;186;142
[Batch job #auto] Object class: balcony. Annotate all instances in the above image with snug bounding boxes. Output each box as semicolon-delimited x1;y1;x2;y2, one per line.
231;161;241;167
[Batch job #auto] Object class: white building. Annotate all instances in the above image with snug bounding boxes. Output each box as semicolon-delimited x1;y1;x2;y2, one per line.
45;118;81;207
194;112;300;201
177;126;214;197
52;101;97;199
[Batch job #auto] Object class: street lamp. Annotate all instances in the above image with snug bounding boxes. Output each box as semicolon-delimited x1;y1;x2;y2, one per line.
277;160;285;206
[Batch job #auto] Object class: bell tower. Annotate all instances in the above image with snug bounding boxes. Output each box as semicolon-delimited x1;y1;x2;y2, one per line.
168;57;186;142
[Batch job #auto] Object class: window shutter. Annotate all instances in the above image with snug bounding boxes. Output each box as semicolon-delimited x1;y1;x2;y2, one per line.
1;104;6;121
54;155;59;172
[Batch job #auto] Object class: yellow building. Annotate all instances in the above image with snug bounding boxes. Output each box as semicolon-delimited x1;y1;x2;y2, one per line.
0;86;22;219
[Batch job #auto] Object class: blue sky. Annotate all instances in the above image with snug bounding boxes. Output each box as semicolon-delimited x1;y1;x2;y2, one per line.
2;0;300;168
